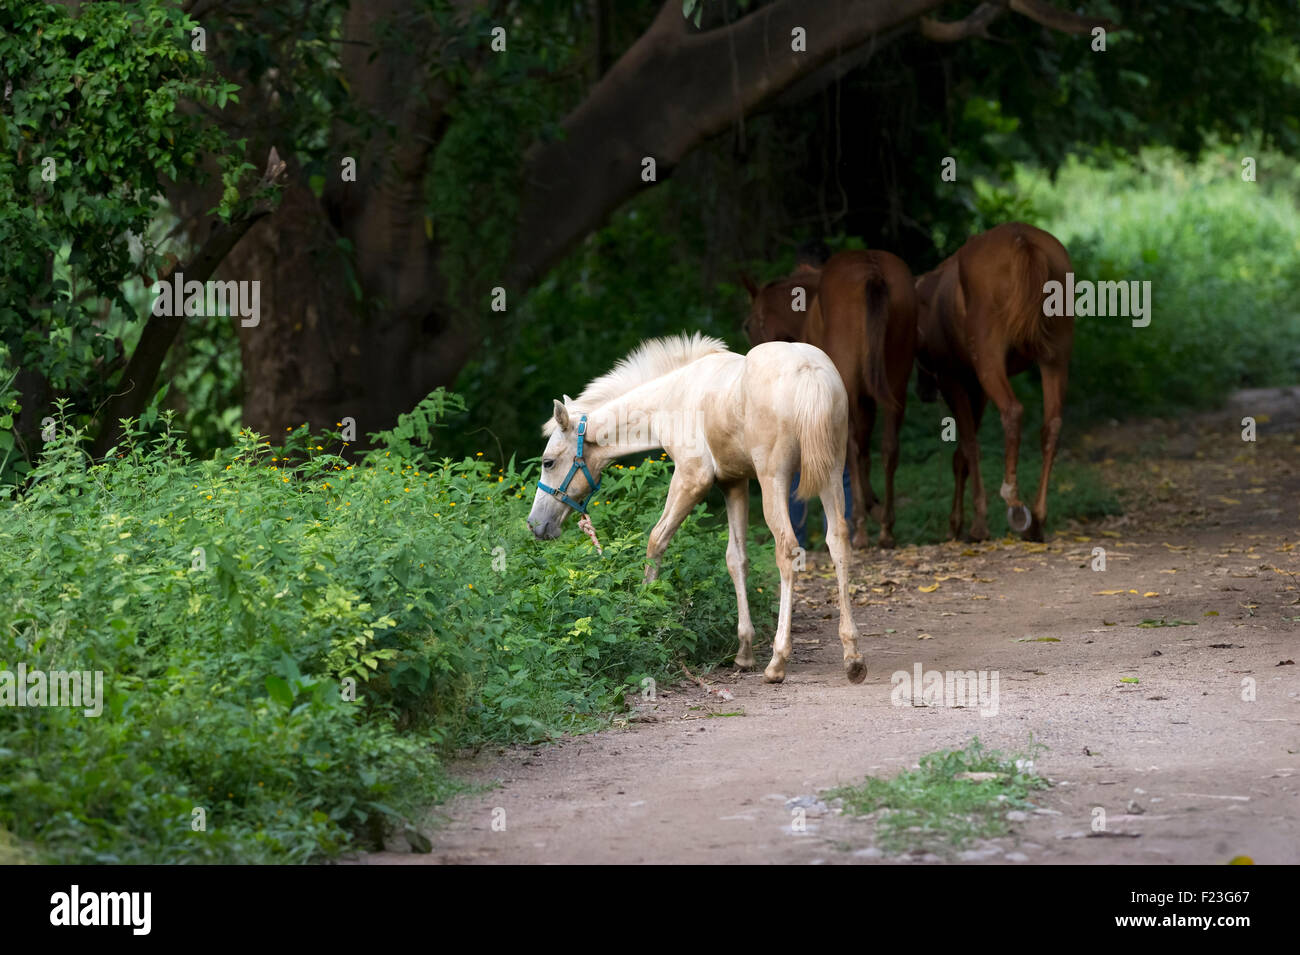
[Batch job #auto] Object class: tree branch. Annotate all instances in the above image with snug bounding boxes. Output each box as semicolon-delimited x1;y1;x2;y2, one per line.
920;3;1007;42
510;0;951;289
922;0;1115;43
1009;0;1116;34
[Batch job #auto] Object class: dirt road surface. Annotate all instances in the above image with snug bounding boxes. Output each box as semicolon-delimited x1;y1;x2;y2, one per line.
360;392;1300;864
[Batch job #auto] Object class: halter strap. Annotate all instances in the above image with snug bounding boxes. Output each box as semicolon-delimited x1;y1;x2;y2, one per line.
537;415;601;514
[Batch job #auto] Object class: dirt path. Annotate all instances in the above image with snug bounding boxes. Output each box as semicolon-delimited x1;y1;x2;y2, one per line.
360;392;1300;865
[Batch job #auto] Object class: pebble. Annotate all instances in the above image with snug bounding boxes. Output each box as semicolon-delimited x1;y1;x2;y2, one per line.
786;795;829;816
958;847;1003;861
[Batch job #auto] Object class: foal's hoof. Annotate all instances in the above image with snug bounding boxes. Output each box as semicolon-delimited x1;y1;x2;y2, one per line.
763;664;786;684
734;652;755;670
844;657;867;684
878;532;896;550
1006;504;1032;534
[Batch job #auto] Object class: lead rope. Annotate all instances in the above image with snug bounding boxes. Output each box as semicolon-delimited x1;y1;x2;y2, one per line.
577;513;603;555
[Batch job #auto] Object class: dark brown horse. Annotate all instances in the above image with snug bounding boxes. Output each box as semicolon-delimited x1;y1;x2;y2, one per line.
914;222;1073;543
744;250;917;548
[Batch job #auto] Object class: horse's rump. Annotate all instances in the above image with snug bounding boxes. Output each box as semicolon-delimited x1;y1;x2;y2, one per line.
812;250;913;413
961;222;1072;361
745;342;846;502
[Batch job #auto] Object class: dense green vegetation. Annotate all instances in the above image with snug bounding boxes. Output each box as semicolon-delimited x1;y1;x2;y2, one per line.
1027;150;1300;421
0;398;774;862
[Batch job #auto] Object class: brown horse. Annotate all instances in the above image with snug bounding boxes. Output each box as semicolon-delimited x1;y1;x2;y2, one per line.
744;250;917;548
914;222;1073;543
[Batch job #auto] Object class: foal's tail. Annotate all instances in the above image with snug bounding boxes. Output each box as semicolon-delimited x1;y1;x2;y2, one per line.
862;258;895;412
792;360;845;502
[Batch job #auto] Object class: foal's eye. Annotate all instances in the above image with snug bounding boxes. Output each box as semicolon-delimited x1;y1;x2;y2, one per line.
543;459;555;469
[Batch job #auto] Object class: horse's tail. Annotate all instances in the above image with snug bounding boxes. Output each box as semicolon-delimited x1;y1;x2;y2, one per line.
792;357;844;502
1005;229;1052;356
862;259;895;412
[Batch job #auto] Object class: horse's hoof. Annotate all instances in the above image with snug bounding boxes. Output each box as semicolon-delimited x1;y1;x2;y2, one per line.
1006;504;1032;534
1019;516;1045;543
734;654;755;670
763;665;786;684
844;658;867;684
851;531;869;549
878;533;896;550
967;526;989;543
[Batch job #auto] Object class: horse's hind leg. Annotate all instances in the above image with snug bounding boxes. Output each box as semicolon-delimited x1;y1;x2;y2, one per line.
847;402;876;549
950;445;969;539
942;379;988;540
820;472;864;683
878;395;904;549
757;469;800;683
971;343;1030;537
722;480;756;669
1029;361;1068;541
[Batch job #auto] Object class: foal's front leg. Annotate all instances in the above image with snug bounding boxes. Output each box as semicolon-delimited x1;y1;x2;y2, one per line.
644;466;711;583
722;480;756;669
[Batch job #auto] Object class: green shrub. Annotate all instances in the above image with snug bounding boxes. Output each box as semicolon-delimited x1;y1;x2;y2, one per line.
0;396;776;862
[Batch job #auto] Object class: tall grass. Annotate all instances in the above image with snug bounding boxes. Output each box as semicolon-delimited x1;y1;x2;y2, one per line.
1020;149;1300;421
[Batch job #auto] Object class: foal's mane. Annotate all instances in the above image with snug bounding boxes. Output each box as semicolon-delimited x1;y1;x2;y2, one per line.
544;332;729;434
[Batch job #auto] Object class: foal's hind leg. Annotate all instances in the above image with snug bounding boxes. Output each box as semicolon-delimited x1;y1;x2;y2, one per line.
757;470;800;683
820;473;864;683
722;480;756;669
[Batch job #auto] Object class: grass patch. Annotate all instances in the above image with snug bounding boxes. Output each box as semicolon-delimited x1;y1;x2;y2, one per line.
829;738;1050;855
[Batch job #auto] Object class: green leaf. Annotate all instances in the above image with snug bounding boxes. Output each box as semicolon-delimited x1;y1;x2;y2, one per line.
265;675;293;708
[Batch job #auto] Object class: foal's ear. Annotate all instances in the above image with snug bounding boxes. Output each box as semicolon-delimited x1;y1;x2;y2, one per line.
552;398;571;432
739;273;760;301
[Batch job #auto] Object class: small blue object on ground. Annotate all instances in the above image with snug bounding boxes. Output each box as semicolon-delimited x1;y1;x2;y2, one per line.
788;465;852;550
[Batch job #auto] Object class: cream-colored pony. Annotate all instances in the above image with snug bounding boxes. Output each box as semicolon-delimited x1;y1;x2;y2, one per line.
527;333;864;684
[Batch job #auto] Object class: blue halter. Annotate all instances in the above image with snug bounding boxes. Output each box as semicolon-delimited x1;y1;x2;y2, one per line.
537;415;601;514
